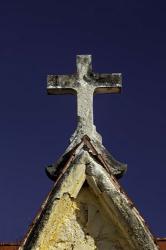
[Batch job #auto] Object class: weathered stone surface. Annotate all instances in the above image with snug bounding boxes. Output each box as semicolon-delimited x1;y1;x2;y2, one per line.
20;150;158;250
26;187;133;250
47;55;121;147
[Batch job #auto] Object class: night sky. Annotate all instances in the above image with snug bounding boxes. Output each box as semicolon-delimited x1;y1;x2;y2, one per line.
0;0;166;242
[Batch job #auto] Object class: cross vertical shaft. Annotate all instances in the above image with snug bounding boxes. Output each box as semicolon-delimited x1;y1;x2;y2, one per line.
76;55;94;135
77;86;94;133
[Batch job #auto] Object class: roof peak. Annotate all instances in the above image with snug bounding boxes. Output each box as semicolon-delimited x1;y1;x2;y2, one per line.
46;135;127;181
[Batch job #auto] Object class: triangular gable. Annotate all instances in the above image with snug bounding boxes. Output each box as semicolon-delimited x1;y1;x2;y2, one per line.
19;139;158;250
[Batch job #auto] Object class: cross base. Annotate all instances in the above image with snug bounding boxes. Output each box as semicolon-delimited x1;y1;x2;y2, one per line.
68;123;102;153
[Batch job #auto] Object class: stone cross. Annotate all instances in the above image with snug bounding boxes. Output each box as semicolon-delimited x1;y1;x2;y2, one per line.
47;55;122;144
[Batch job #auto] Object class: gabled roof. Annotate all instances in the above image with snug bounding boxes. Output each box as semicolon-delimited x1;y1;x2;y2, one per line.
18;135;159;250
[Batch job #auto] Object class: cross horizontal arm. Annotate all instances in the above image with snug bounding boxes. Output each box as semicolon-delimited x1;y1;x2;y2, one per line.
47;74;77;94
92;73;122;94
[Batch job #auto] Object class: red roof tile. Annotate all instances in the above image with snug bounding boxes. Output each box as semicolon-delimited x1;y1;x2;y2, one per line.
157;239;166;250
0;244;19;250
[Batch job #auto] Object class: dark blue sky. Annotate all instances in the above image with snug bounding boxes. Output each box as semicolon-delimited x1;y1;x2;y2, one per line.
0;0;166;241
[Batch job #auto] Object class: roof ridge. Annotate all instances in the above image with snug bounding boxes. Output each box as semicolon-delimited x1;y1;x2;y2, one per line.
46;135;127;181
